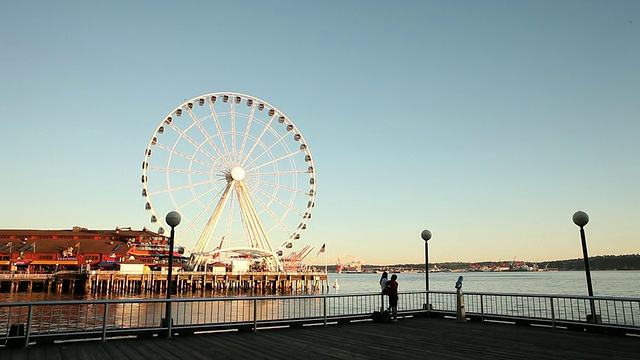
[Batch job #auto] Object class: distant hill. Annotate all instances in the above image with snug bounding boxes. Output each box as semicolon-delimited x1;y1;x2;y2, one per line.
540;254;640;271
362;254;640;271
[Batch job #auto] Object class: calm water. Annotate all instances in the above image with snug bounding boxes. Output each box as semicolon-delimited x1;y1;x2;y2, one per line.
1;271;638;303
329;270;640;298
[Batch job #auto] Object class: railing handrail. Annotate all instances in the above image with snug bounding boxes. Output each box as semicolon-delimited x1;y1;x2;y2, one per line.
2;290;639;307
0;291;381;307
407;289;640;302
0;274;53;279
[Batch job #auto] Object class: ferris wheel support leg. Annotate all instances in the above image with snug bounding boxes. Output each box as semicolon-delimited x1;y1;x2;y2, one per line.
190;182;234;269
236;181;283;272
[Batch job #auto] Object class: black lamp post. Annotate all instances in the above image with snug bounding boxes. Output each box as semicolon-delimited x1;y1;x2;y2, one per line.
572;210;597;324
164;211;181;337
7;242;13;273
421;229;432;312
421;230;432;291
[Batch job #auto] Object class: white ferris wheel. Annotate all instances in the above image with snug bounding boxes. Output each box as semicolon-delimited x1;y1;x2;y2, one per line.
141;92;317;271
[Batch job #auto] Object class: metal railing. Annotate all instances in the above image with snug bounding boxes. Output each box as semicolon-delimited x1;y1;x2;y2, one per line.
1;290;638;347
424;290;640;330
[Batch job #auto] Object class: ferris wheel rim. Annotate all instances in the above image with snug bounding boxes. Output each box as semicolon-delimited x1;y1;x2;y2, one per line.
141;91;317;259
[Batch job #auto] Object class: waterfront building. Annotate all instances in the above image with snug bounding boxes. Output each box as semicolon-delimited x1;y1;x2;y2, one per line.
0;226;182;273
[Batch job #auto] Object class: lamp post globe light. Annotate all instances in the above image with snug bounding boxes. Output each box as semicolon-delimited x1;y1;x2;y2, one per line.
572;211;589;228
164;211;181;336
572;210;598;324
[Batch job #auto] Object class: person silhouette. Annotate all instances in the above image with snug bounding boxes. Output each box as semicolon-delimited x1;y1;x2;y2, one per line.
386;274;399;322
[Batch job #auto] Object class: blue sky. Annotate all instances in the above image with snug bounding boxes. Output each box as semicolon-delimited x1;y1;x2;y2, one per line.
1;1;638;265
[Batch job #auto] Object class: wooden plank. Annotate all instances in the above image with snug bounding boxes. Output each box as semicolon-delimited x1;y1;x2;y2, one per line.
102;339;147;360
39;345;63;360
2;347;29;360
1;316;639;359
151;337;212;360
26;345;47;360
73;342;113;360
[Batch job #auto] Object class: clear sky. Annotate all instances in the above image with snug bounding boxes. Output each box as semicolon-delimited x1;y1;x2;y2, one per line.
1;1;638;265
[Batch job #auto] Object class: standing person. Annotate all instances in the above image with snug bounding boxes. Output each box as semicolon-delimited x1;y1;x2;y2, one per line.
386;274;399;322
379;271;389;312
379;271;389;291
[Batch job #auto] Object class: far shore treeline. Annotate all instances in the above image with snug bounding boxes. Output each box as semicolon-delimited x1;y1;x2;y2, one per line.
359;254;640;272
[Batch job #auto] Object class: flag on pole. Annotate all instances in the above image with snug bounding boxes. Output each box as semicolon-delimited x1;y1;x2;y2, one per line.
317;243;326;255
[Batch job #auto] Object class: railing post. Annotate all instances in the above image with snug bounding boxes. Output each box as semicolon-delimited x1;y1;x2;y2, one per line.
550;296;556;330
24;305;33;347
253;299;258;332
480;294;484;323
323;296;327;326
166;299;173;338
456;288;466;322
102;303;108;341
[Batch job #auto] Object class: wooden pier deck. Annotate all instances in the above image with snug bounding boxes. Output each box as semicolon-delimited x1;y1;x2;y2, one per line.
2;316;638;359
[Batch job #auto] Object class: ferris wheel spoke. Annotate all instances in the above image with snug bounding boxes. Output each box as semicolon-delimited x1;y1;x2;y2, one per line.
248;169;311;176
155;142;216;170
148;177;222;196
165;122;220;165
242;131;292;170
225;193;236;247
185;107;229;166
240;114;278;167
148;166;214;176
208;102;233;167
244;180;304;218
176;181;225;211
230;101;238;165
250;177;309;196
237;105;257;167
243;183;294;236
245;150;303;173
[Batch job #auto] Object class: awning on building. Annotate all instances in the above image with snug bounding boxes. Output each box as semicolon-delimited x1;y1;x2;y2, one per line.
31;260;78;265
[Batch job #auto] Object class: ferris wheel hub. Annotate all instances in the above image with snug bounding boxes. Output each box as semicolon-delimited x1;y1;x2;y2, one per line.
230;166;246;181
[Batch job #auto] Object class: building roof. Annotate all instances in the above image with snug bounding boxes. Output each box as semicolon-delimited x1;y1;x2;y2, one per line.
0;226;162;239
0;227;165;255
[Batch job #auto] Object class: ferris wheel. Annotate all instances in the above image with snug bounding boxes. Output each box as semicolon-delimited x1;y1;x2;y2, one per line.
141;92;317;271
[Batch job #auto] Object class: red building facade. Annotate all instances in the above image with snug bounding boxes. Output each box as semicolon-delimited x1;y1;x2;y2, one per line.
0;226;183;273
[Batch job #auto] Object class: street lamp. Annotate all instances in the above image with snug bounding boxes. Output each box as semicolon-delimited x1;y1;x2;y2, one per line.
421;230;432;291
164;211;181;337
421;229;432;312
572;210;598;324
7;242;13;273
